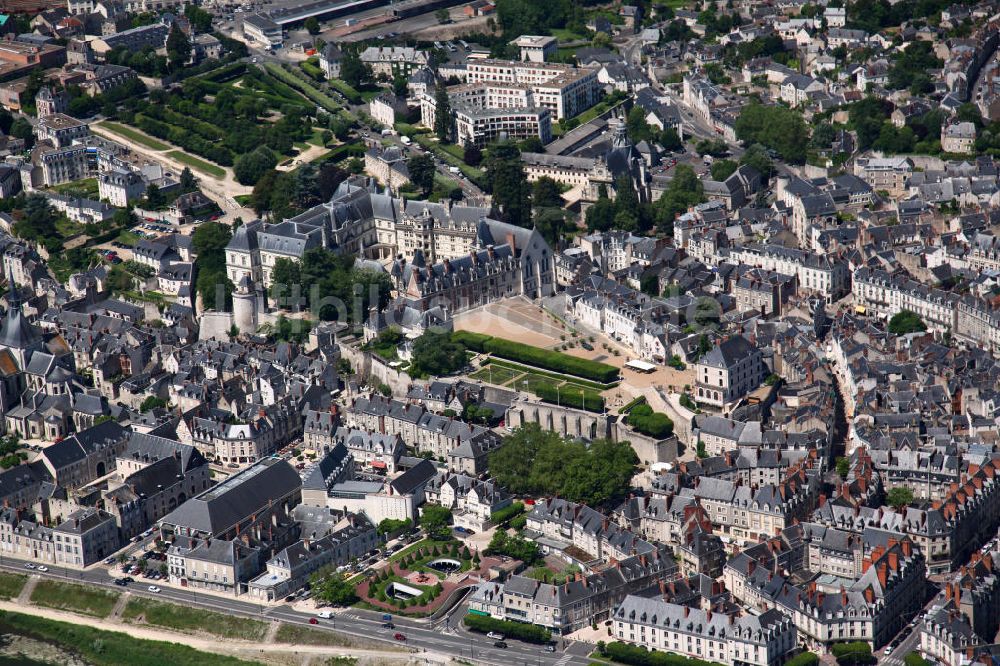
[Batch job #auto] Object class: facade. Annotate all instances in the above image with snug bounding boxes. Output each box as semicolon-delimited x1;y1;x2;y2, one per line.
941;122;977;154
612;597;796;666
463;59;599;120
98;167;146;207
694;336;765;409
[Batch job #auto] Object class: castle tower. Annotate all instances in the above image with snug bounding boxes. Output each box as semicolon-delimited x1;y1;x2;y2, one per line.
232;276;258;335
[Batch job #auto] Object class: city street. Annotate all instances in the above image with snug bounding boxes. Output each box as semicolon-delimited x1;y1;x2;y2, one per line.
0;555;593;666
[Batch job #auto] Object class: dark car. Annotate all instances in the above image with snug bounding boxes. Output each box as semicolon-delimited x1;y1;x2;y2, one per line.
309;618;319;625
394;633;406;641
382;622;395;629
494;641;508;649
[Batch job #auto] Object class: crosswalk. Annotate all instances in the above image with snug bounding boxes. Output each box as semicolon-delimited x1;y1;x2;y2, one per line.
553;653;573;666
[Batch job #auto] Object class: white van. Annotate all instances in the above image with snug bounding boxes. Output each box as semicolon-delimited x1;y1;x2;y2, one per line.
317;611;334;619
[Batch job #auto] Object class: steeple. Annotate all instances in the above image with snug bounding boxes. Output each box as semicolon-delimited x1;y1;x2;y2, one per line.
0;262;42;367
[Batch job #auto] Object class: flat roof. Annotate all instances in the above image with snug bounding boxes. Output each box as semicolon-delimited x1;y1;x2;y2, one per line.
625;359;657;372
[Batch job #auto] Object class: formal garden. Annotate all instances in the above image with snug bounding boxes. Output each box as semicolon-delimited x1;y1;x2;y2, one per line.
356;540;488;616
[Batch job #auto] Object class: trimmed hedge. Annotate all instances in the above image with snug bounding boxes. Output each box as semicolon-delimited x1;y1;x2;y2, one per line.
625;404;674;439
490;501;525;525
463;614;550;644
455;332;618;383
603;641;723;666
452;330;492;352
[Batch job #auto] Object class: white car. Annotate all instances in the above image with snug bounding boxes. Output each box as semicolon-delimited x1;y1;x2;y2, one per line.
37;566;48;572
486;632;505;640
23;563;34;570
148;585;161;593
317;611;334;619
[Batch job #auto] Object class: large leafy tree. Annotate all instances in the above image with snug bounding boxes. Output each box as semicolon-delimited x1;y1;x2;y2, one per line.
654;164;704;231
166;23;191;69
735;102;809;163
340;49;371;89
488;424;638;507
485;142;531;228
419;505;453;540
407;154;436;196
410;331;467;377
192;222;233;312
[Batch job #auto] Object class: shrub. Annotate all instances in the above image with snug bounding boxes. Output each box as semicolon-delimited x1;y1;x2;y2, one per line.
534;382;605;412
451;330;492;352
603;641;721;666
625;404;674;439
491;501;526;525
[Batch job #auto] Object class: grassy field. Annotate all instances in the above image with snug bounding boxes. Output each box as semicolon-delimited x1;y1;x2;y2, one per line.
166;151;227;179
484;358;617;391
122;597;267;641
273;622;374;648
30;580;120;618
263;63;343;115
0;610;266;666
98;122;170;151
0;572;26;600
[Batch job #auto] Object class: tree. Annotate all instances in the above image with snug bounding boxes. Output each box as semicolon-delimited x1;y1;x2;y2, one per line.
659;127;682;151
410;331;467;377
179;167;197;192
785;654;819;666
193;222;233;312
234;146;279;186
420;505;453;540
463;145;482;167
311;572;358;606
9;117;34;149
407;154;436;196
626;106;654;143
585;196;615;232
145;183;165;209
486;531;541;564
184;3;214;32
532;177;563;209
888;310;927;335
654;164;704;231
433;84;452;141
887;487;914;510
304;17;320;34
436;7;450;23
740;143;774;179
710;159;738;181
140;396;168;411
485;142;531;228
735;102;809;163
836;456;850;479
166;23;191;69
269;257;302;306
340;49;371;89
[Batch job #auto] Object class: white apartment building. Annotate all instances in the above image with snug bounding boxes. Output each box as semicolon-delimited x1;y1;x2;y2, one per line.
464;59;598;120
98;167;146;207
727;244;849;303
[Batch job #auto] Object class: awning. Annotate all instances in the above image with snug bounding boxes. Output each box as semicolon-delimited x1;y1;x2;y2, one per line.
625;359;657;372
855;306;866;314
371;460;387;469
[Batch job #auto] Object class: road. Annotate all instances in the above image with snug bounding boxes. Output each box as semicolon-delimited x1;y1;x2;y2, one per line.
0;554;591;666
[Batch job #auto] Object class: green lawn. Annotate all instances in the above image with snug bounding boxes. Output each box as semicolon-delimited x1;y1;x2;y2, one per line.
166;151;226;179
484;358;617;391
234;194;253;206
550;28;590;41
0;572;26;600
122;597;267;641
388;538;456;563
30;580;120;618
98;122;170;151
469;365;522;385
412;135;484;181
55;216;85;238
571;97;627;127
263;63;343;115
0;610;266;666
49;177;100;199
